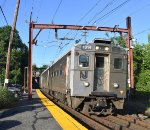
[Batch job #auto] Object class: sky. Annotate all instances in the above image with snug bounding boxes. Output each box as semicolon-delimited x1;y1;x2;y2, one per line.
0;0;150;67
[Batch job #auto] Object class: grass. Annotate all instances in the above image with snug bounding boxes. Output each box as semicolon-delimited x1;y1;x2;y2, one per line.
0;86;18;109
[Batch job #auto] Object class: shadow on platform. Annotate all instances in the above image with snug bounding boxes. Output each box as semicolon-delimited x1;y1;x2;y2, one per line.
0;120;22;130
0;91;45;119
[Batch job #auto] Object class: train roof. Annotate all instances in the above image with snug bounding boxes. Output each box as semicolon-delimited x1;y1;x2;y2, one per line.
93;38;111;44
41;38;127;75
41;49;72;75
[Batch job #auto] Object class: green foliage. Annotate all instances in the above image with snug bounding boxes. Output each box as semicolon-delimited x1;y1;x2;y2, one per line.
136;70;150;92
0;86;17;108
148;33;150;43
141;44;150;70
32;64;38;71
0;26;28;85
135;43;150;92
133;44;144;85
108;36;126;48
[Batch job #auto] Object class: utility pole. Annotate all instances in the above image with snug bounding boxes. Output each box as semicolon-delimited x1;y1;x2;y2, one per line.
82;31;88;43
5;0;20;86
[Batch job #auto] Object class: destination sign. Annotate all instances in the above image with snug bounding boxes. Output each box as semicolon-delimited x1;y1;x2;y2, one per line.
81;45;92;50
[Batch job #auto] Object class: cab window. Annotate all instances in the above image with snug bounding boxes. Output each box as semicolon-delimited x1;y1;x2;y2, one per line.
114;58;122;69
79;55;89;67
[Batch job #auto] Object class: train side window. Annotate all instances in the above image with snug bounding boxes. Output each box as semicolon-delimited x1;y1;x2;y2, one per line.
114;58;122;69
79;55;89;67
60;70;63;76
62;70;64;75
54;71;56;77
56;70;59;76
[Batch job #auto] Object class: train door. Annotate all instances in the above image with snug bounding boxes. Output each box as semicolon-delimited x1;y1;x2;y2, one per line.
94;54;109;92
66;55;71;90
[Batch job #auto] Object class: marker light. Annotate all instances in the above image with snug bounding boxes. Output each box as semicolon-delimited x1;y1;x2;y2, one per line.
105;47;109;51
120;90;124;95
95;45;100;50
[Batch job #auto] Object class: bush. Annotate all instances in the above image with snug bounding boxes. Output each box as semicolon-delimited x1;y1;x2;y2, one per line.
136;70;150;92
0;86;18;108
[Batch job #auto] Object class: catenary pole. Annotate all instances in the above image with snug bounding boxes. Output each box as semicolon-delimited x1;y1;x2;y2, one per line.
28;17;134;98
28;22;33;99
5;0;20;86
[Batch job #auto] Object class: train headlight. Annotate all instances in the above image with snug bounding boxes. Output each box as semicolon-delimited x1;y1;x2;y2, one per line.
83;82;90;87
105;47;109;51
113;83;119;88
95;45;100;50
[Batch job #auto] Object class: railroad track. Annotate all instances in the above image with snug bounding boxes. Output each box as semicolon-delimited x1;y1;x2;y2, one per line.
41;90;150;130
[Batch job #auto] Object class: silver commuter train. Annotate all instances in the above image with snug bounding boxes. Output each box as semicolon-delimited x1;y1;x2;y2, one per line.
40;39;127;115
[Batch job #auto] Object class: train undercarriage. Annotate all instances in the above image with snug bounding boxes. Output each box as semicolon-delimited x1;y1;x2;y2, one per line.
45;88;124;115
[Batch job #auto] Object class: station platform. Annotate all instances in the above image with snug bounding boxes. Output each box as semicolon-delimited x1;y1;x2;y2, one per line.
0;89;87;130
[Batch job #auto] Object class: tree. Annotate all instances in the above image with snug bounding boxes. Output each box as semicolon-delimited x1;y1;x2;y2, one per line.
0;26;28;85
111;36;126;48
105;33;126;47
135;43;150;92
32;64;38;71
136;70;150;92
148;33;150;43
133;43;144;86
141;44;150;70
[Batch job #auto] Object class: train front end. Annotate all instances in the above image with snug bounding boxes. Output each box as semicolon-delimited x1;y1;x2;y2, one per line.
71;39;127;115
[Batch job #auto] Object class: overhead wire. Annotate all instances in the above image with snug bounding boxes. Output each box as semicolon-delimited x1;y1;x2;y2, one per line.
69;0;117;46
60;0;118;51
44;0;63;62
116;2;150;27
61;0;131;51
31;0;35;11
48;0;131;62
59;0;118;50
24;0;27;20
35;0;43;22
51;0;63;23
129;2;150;17
48;0;66;60
70;0;131;50
93;0;131;25
134;28;150;36
87;0;116;25
57;0;104;53
30;0;35;19
0;5;8;25
76;0;102;25
112;1;150;41
60;0;102;43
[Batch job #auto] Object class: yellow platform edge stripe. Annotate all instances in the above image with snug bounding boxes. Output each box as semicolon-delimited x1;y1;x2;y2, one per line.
36;89;88;130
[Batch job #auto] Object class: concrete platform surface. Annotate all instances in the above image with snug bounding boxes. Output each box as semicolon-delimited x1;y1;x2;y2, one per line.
0;89;62;130
0;89;87;130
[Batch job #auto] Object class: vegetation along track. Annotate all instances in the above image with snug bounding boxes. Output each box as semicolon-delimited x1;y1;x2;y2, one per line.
41;90;150;130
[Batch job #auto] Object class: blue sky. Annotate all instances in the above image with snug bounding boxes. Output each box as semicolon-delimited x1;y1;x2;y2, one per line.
0;0;150;67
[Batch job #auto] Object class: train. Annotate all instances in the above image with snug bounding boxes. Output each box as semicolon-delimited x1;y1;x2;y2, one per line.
40;38;127;115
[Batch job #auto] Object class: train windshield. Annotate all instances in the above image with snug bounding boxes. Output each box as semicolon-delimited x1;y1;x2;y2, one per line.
79;55;89;67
